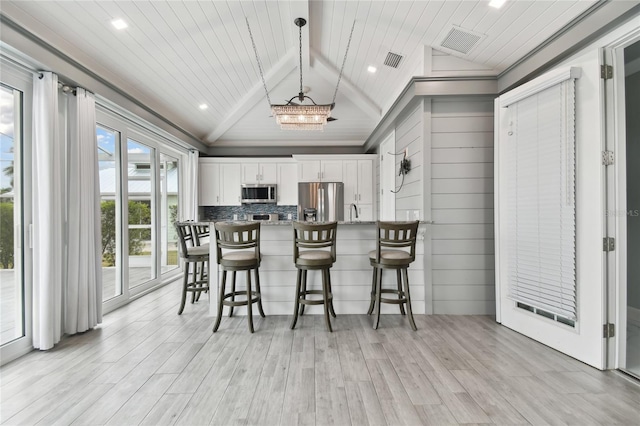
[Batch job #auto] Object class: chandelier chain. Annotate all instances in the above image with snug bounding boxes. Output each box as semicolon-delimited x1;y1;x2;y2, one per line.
298;23;304;94
332;20;356;105
246;18;271;105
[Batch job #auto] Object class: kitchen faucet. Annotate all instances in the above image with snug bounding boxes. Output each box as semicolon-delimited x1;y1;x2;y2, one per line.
349;203;359;222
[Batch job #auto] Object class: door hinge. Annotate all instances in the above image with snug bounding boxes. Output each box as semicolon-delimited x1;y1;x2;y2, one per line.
603;237;615;252
603;323;615;338
602;150;614;166
601;64;613;79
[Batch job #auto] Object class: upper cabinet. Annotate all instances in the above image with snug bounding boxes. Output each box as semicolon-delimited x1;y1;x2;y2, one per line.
199;159;241;206
298;159;343;182
242;162;277;184
277;162;298;205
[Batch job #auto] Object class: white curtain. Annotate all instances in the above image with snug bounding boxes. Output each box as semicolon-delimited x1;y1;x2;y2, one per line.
32;72;64;349
183;149;199;220
66;88;102;334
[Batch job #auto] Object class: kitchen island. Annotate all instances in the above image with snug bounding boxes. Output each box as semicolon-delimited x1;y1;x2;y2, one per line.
208;221;428;317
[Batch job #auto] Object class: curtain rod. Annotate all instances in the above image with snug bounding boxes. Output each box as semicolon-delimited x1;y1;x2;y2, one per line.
0;51;43;78
1;52;86;95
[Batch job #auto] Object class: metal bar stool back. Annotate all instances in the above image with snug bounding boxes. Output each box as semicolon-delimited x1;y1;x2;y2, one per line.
291;221;338;332
212;221;265;333
368;220;420;330
174;222;210;314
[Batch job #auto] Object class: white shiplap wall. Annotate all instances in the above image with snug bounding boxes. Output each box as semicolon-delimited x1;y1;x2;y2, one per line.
394;101;424;221
430;98;495;315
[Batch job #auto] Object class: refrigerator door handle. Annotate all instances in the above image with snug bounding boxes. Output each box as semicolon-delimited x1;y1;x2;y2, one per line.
318;187;324;221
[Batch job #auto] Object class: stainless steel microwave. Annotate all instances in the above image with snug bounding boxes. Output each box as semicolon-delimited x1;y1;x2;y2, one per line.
241;184;277;204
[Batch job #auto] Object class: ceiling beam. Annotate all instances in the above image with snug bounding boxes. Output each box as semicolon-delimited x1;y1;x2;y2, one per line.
205;49;296;144
311;50;381;120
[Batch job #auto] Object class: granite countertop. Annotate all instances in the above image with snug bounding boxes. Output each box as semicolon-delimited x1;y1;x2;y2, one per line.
199;220;432;226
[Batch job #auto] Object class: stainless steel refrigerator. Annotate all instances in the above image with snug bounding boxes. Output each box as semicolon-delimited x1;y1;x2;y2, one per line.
298;182;344;222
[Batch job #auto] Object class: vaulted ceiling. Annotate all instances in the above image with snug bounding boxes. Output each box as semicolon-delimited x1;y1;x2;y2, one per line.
1;0;599;148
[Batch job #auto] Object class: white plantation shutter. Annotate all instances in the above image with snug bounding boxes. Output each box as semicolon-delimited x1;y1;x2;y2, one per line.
504;75;577;320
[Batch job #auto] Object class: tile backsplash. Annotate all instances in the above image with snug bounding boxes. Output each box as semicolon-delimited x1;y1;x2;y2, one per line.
200;204;297;221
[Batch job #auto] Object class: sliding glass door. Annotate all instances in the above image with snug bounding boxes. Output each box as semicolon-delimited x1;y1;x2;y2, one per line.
97;126;123;302
126;139;156;288
97;109;184;312
160;153;179;274
0;65;33;363
0;84;24;346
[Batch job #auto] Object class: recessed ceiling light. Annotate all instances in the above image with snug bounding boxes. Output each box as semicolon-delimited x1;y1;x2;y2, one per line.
367;65;377;73
489;0;507;9
199;104;208;110
111;19;128;30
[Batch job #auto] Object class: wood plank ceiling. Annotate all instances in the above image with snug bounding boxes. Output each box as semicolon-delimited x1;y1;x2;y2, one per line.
1;0;596;147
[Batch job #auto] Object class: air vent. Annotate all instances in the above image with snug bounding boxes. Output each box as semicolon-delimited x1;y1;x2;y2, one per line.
383;52;403;68
439;26;483;55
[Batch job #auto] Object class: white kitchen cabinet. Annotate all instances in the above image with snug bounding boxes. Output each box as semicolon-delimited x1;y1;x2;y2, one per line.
199;160;241;206
220;163;242;205
199;162;221;205
242;162;277;184
298;159;343;182
343;159;374;204
277;162;298;205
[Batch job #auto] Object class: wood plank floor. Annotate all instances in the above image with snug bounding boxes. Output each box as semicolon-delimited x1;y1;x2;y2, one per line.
1;281;640;425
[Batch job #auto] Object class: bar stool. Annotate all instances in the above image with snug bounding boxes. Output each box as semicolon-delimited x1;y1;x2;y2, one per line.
212;221;265;333
367;221;420;330
174;221;210;315
291;221;338;332
192;223;210;302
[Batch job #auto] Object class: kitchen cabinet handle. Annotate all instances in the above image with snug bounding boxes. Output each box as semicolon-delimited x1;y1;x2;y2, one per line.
359;194;361;201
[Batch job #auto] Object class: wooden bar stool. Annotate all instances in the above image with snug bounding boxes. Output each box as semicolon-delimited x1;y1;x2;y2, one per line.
212;221;265;333
367;221;420;330
174;221;210;315
290;221;337;332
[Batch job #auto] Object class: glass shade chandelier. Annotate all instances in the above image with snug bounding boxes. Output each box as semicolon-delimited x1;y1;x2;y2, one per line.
247;17;354;131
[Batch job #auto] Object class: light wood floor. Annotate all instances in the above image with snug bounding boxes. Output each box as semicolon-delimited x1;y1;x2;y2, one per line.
1;281;640;426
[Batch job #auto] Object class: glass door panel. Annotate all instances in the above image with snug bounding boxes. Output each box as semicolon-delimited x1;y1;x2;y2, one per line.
0;85;23;346
97;126;122;302
160;153;179;274
127;139;156;287
625;40;640;378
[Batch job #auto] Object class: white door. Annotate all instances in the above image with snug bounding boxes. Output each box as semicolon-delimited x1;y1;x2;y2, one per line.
379;132;396;220
495;62;606;369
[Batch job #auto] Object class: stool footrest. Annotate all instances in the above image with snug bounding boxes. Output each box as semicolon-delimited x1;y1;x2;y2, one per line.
298;289;333;306
380;296;407;304
222;291;261;307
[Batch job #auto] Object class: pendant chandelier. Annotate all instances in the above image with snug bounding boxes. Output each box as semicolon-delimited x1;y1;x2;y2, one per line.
247;17;355;131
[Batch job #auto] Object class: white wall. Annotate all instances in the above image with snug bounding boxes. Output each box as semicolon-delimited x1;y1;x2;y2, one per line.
394;101;424;221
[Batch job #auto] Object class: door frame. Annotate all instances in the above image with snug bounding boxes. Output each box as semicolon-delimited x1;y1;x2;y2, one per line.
603;27;640;372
